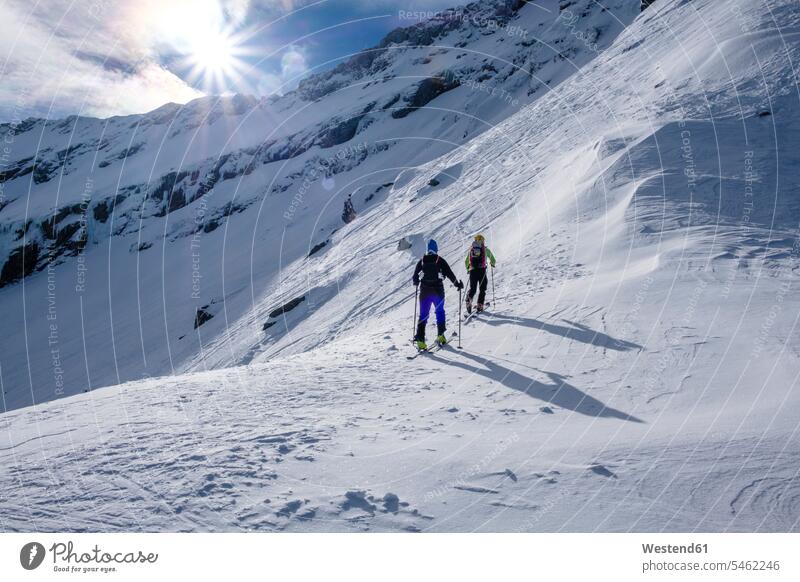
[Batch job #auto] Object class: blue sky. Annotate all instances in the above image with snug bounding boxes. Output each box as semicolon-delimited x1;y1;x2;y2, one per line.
0;0;458;122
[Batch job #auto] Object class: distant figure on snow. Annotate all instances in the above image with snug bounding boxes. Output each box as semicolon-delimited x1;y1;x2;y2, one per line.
412;239;463;350
342;194;356;224
464;233;496;314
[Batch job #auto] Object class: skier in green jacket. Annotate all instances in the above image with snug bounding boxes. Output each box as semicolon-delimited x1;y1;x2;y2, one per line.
464;234;496;314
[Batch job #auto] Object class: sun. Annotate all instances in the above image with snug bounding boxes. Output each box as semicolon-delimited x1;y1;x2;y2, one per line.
159;0;252;94
187;29;237;78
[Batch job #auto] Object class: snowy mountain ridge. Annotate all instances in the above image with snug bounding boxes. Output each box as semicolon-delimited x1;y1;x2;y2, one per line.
0;0;640;410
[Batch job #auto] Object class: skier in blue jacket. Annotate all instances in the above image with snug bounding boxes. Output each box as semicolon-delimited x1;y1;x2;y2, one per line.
412;239;463;349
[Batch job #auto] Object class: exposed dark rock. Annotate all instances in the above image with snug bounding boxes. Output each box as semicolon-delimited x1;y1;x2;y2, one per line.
194;307;214;328
167;187;186;214
54;203;83;224
150;170;195;216
14;220;32;241
296;1;523;102
308;240;329;257
0;156;34;183
202;218;220;233
41;217;56;240
382;94;401;111
221;201;249;217
317;116;362;148
9;118;38;134
392;73;461;119
151;171;180;201
268;296;306;319
588;463;618;478
55;222;82;249
32;162;55;184
365;182;394;203
93;198;115;223
0;242;40;287
117;142;145;160
56;143;83;162
262;138;310;165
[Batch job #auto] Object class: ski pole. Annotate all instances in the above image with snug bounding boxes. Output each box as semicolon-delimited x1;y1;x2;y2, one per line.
491;266;495;308
412;283;419;342
458;287;462;349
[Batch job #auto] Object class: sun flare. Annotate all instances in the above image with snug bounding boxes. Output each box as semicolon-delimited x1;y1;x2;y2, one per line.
189;30;236;76
158;0;251;93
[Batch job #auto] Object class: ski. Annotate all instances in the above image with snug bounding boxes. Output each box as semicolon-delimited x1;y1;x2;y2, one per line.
406;333;455;359
464;302;490;324
406;345;440;359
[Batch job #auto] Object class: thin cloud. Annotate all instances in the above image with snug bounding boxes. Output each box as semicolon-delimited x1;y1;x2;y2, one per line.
0;0;202;121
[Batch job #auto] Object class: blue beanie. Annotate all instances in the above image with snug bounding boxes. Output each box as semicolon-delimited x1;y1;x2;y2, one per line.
427;239;438;254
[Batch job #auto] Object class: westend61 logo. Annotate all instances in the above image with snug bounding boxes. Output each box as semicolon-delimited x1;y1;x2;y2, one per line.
19;541;158;574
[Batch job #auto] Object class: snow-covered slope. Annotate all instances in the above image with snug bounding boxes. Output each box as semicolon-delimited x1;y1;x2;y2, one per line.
0;0;639;410
2;0;800;532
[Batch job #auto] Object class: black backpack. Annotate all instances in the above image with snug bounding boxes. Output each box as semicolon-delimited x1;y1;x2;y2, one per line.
420;255;443;284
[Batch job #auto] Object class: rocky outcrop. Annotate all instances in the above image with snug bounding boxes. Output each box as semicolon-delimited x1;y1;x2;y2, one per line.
392;73;461;119
194;307;214;328
0;242;40;287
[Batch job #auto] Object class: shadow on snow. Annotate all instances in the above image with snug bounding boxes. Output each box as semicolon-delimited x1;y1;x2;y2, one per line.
429;349;643;423
476;313;643;352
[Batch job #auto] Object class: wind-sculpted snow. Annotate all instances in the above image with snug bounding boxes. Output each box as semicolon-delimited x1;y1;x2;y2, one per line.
1;0;800;532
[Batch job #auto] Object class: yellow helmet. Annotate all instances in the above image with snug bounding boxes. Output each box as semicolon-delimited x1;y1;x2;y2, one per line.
474;234;485;243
